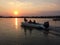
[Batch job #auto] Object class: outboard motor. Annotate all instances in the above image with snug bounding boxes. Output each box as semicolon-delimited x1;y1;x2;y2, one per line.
44;21;49;29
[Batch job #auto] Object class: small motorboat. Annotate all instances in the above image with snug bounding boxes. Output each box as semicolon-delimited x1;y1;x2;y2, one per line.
21;22;45;29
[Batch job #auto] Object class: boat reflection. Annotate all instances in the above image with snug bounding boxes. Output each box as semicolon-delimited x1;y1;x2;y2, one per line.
43;29;49;37
23;27;33;37
22;26;49;37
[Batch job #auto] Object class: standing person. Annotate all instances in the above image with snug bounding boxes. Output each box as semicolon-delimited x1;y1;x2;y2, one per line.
24;18;27;22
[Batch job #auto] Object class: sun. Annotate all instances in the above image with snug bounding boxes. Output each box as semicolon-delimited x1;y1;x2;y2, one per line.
14;11;19;15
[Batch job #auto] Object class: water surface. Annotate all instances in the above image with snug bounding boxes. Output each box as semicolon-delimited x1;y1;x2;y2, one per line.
0;18;60;45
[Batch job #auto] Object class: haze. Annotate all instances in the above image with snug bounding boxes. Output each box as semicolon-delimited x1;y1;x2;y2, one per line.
0;0;60;16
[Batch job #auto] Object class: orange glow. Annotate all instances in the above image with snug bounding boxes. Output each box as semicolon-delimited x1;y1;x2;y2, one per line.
13;10;19;15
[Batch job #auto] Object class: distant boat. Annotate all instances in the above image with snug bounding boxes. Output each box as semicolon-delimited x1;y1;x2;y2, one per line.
21;22;45;29
53;18;60;21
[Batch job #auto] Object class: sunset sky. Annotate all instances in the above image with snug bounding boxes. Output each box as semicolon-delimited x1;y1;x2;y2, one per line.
0;0;60;16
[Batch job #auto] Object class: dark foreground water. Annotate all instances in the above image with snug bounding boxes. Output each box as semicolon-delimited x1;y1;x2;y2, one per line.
0;18;60;45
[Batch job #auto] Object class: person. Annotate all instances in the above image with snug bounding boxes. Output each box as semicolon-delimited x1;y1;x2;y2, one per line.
44;21;49;29
33;20;36;24
28;20;32;23
24;18;27;22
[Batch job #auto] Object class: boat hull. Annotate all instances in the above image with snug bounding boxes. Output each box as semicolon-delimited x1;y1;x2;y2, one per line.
21;22;45;29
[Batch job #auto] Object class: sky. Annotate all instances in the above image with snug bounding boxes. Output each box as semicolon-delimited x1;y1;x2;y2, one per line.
0;0;60;16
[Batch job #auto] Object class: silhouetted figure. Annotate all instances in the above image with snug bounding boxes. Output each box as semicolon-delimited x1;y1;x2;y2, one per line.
33;20;36;24
28;20;32;23
44;21;49;29
24;18;27;22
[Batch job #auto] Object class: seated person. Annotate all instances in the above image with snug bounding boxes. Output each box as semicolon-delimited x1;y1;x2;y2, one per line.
24;18;27;22
33;20;36;24
28;20;32;23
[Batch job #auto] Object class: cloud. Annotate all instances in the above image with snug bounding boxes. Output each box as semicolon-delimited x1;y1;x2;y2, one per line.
25;10;60;16
0;0;60;16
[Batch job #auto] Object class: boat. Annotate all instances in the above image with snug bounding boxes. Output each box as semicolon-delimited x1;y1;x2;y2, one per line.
53;18;60;21
21;22;45;29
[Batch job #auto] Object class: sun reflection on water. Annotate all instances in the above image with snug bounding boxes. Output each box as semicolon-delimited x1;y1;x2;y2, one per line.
15;18;18;29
